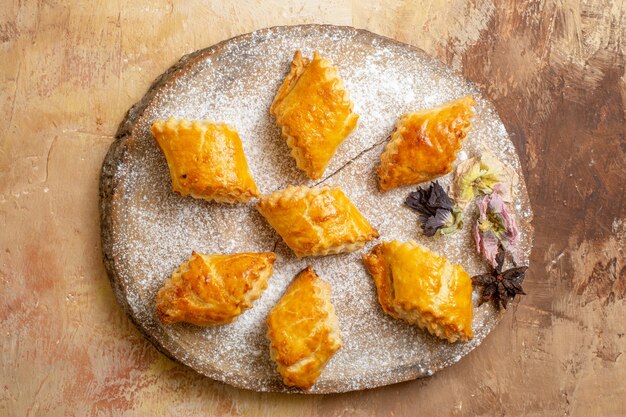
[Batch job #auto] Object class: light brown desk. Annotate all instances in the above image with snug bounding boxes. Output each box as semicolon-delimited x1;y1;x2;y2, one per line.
1;1;624;415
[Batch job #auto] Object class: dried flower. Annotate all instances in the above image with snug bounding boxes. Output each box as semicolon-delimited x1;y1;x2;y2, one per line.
406;182;463;237
452;152;517;206
472;245;527;309
474;192;519;267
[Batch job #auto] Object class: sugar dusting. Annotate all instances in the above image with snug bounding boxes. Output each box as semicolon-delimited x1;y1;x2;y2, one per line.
103;26;533;393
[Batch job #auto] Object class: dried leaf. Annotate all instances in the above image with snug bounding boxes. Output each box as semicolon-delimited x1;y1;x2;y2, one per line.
406;182;462;237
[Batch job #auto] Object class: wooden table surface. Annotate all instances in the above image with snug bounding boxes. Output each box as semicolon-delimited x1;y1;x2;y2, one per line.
1;1;624;416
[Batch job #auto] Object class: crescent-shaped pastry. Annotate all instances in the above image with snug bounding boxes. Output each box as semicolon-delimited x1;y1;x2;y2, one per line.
270;51;359;180
155;251;276;326
151;118;260;203
362;241;474;343
256;185;378;257
377;96;476;191
266;266;342;390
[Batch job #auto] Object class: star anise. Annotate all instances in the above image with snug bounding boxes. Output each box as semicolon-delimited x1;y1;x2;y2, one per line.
471;245;527;309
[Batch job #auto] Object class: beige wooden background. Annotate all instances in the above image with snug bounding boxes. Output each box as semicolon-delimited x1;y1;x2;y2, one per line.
1;1;625;416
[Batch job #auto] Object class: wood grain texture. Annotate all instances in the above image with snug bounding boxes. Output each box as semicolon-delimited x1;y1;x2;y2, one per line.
0;0;624;416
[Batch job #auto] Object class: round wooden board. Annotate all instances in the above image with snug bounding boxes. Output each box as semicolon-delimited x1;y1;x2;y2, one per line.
99;24;533;393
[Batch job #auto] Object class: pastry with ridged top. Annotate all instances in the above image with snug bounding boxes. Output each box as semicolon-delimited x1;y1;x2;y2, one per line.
362;240;474;343
271;51;359;180
156;251;276;326
377;96;475;191
151;118;259;203
266;266;342;389
256;185;378;257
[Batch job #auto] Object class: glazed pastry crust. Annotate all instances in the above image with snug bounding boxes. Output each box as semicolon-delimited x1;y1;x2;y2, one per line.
151;118;260;203
256;185;379;257
155;251;276;326
266;266;342;390
270;51;359;180
362;241;474;343
377;96;476;191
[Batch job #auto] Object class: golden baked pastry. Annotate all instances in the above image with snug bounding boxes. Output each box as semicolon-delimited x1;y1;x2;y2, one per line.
377;96;476;191
362;241;473;343
270;51;359;180
256;185;378;257
150;118;260;203
266;266;342;389
155;251;276;326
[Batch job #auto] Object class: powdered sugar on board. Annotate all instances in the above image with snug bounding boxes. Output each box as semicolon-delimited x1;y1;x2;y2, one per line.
101;25;533;393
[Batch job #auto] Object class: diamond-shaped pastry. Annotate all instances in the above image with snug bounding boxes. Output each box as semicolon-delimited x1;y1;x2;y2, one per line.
266;266;342;389
377;96;475;191
151;118;260;203
155;251;276;326
256;185;378;257
362;240;474;343
271;51;359;180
